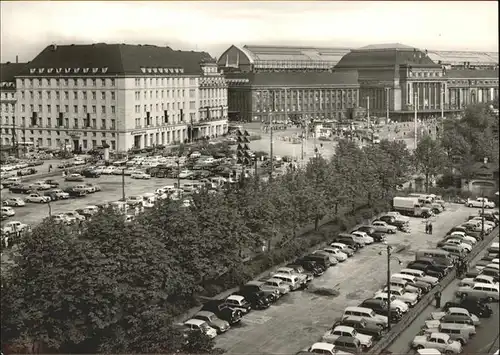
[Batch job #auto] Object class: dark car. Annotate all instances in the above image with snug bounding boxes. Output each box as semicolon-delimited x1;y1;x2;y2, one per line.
353;226;386;242
334;317;384;340
413;257;451;274
332;234;362;251
407;261;444;278
75;208;94;219
63;187;87;197
450;226;483;241
9;184;32;194
443;299;492;318
17;167;37;176
239;283;277;303
408;280;432;294
201;300;242;325
232;290;271;310
285;264;316;281
359;298;402;323
82;169;101;178
292;259;325;276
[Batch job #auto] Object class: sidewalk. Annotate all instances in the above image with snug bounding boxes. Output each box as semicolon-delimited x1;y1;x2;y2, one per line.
386;231;499;354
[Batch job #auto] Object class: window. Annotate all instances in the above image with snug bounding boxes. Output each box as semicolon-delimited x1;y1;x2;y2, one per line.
73;105;78;113
62;79;68;86
135;91;140;100
189;89;196;98
65;105;69;112
150;91;153;99
73;91;77;100
29;91;34;99
55;105;60;112
92;105;96;114
92;119;96;128
110;79;115;86
111;106;115;114
83;105;87;113
101;105;106;114
47;105;52;113
189;101;196;110
55;79;60;86
92;91;96;100
74;118;78;128
135;105;140;113
111;119;116;129
111;92;115;100
92;79;96;87
101;119;106;129
83;92;87;100
135;78;140;86
83;140;87;149
111;141;115;150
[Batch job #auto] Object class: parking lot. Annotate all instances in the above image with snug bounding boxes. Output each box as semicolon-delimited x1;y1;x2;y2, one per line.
213;204;474;355
1;174;192;227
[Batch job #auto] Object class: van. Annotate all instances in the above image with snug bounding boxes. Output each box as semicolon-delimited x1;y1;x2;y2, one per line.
439;315;476;334
303;254;331;269
333;336;363;354
272;274;302;291
470;283;500;301
440;245;466;258
342;306;388;328
415;249;452;263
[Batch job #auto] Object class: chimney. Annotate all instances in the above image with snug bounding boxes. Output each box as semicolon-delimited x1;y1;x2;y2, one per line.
16;55;18;63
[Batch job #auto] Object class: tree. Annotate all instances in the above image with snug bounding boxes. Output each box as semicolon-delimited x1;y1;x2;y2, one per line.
414;134;448;192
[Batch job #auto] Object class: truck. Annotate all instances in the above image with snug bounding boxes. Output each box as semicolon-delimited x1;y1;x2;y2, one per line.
466;197;495;209
393;197;432;218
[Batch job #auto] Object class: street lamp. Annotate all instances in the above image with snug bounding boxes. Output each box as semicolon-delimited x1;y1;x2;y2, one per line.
379;244;402;331
481;189;485;238
175;157;181;198
48;200;52;217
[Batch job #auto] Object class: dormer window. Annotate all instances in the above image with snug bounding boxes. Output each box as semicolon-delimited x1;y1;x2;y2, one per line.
74;68;80;73
159;68;164;73
140;67;146;73
83;68;89;73
47;68;53;74
92;68;99;74
102;67;108;74
146;68;152;73
30;68;36;74
153;68;158;73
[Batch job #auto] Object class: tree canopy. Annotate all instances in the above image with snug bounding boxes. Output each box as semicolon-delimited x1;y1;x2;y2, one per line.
1;137;412;354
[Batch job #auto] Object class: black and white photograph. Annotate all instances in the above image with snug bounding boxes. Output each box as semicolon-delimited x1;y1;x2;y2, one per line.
0;1;499;354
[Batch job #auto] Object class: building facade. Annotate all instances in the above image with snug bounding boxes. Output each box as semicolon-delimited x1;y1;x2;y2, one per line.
5;43;228;153
335;44;499;120
218;45;359;122
0;62;27;149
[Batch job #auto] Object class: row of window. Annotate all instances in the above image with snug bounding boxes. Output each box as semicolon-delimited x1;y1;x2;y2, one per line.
20;104;116;115
1;92;16;100
133;88;226;101
1;136;117;151
3;128;115;139
3;116;116;129
19;78;115;88
20;90;116;101
409;71;443;78
134;77;197;87
448;79;498;85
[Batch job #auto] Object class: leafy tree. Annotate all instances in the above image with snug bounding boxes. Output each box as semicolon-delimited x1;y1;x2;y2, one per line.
414;134;448;192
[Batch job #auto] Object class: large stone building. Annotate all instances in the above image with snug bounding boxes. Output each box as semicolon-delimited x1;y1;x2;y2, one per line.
218;44;499;122
2;43;228;152
217;45;358;122
0;62;27;149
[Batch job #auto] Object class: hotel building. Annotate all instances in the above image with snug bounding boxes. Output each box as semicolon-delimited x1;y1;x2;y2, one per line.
2;43;228;152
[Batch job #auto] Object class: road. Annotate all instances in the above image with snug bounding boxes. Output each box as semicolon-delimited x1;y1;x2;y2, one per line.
214;204;473;355
387;228;500;355
1;174;194;227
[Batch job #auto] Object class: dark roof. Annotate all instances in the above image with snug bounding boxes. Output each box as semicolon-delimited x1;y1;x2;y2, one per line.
1;62;28;83
336;47;440;69
225;71;358;87
358;43;415;50
445;69;499;79
19;43;213;76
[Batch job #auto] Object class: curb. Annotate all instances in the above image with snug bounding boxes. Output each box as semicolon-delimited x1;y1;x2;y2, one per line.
368;227;499;355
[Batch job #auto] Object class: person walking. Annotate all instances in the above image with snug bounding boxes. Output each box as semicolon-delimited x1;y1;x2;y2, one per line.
425;221;429;234
434;290;442;308
428;222;433;235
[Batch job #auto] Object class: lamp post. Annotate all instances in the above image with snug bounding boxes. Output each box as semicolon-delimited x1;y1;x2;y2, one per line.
121;167;126;202
48;200;52;217
175;158;181;198
481;189;485;238
441;84;445;119
385;87;390;124
379;244;402;331
414;90;418;150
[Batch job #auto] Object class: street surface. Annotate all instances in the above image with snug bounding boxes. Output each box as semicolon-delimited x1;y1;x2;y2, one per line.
388;229;500;355
215;204;472;355
1;174;191;226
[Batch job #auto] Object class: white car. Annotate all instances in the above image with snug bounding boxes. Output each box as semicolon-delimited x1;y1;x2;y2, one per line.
272;267;308;285
1;206;15;217
312;250;339;265
322;247;348;261
469;217;496;228
64;211;86;222
183;319;217;339
178;170;194;179
443;239;472;252
385;211;410;222
449;232;477;245
52;214;69;224
351;231;374;244
373;292;409;313
102;166;120;175
411;333;462;353
2;221;29;234
371;221;397;234
330;242;355;257
2;197;26;207
429;307;480;326
306;342;353;355
460;275;498;288
29;181;52;190
131;172;151;179
25;193;51;203
386;286;419;306
322;325;373;349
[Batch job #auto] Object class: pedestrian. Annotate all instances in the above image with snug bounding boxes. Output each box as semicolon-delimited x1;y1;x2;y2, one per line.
48;164;52;173
425;221;429;234
428;222;433;235
434;290;442;308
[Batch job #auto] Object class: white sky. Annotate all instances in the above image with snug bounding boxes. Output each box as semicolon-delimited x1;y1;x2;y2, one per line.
1;1;498;62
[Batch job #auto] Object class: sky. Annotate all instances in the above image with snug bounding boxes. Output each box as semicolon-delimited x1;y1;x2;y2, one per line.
1;1;498;62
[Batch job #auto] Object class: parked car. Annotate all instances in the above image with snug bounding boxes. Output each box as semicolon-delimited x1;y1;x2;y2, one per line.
353;226;386;242
65;173;85;182
411;333;462;353
329;243;355;257
443;299;492;318
241;281;280;302
0;206;15;217
321;247;348;262
179;169;194;179
63;186;87;197
72;184;94;194
260;278;291;296
131;172;151;179
322;325;373;350
200;300;243;325
359;298;403;322
370;221;397;234
224;295;252;314
2;221;29;234
192;311;230;334
284;264;316;281
291;259;326;276
45;189;70;200
29;181;52;190
9;183;32;194
333;317;384;340
82;169;101;178
25;193;51;203
182;319;217;339
407;262;444;279
43;179;59;188
231;290;271;309
64;211;86;222
2;197;26;207
84;183;101;192
126;196;143;207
